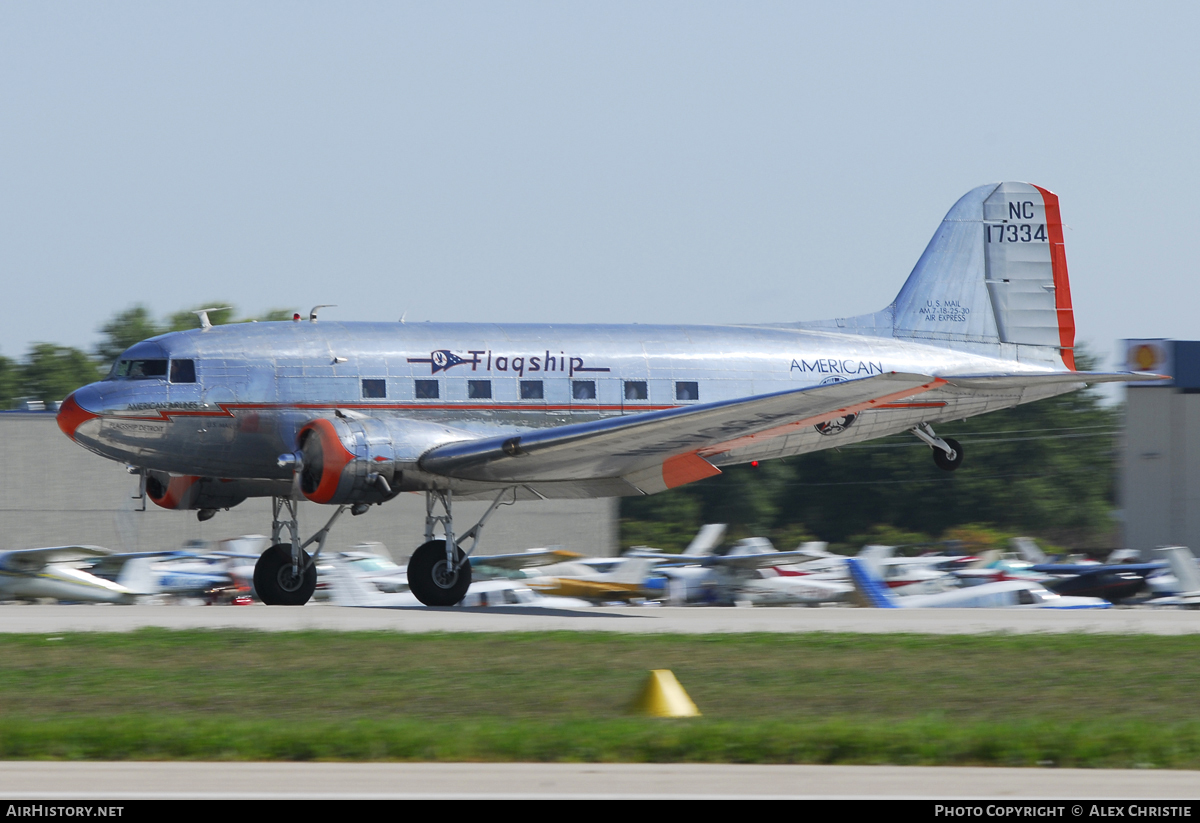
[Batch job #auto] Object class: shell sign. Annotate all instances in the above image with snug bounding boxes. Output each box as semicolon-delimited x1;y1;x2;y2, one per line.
1125;339;1173;386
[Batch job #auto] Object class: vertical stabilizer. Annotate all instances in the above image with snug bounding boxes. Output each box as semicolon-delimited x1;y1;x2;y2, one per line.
803;183;1076;369
325;554;409;606
857;544;896;560
115;557;159;596
892;182;1075;368
1011;537;1048;564
1157;547;1200;596
683;524;727;557
845;557;899;608
608;558;652;586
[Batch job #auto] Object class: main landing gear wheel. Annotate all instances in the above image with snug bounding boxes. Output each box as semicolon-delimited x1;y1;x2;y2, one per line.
933;437;964;472
253;543;317;605
407;539;471;607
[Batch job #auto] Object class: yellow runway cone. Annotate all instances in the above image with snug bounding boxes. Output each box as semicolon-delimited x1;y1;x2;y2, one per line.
630;669;701;717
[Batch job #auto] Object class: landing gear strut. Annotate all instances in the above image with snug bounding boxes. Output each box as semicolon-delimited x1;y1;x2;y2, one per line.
911;423;963;472
253;497;347;606
407;488;516;607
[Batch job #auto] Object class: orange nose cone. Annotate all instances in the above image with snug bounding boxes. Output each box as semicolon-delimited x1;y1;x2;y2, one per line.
57;392;98;440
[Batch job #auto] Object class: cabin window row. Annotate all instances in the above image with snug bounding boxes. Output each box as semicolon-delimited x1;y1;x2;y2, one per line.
385;379;700;402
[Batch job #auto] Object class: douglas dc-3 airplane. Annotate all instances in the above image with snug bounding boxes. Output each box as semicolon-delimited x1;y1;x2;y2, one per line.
57;182;1158;607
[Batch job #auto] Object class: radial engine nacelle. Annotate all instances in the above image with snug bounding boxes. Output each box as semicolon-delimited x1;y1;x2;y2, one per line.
146;472;289;515
289;417;405;506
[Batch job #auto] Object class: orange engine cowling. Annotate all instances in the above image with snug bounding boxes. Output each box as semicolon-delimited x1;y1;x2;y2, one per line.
295;417;400;505
145;472;285;511
146;474;204;510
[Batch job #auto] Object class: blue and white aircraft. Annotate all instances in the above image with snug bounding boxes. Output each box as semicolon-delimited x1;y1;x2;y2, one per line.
57;182;1156;607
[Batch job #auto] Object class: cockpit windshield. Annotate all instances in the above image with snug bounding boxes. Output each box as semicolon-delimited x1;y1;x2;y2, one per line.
107;359;168;380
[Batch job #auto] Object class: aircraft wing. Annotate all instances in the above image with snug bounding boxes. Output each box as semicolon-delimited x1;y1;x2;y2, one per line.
1033;563;1166;576
421;372;942;494
701;550;818;570
0;546;110;573
942;371;1165;389
469;549;584;570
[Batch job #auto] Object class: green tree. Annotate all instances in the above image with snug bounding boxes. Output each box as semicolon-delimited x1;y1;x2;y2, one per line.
620;350;1121;550
254;309;297;322
95;305;163;366
20;344;103;404
0;355;18;409
167;304;237;332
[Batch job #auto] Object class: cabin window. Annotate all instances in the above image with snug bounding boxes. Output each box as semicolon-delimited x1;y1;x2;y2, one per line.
520;380;544;400
676;381;699;401
362;379;386;399
169;360;196;384
468;380;492;399
624;381;647;400
112;359;168;380
414;380;439;399
572;380;596;400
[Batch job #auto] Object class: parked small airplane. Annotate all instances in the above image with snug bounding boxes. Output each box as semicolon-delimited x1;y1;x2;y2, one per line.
655;537;852;605
58;182;1160;606
322;549;590;608
1034;562;1164;603
1145;547;1200;608
625;524;729;560
845;556;1110;609
523;557;655;603
1007;538;1167;603
0;546;144;603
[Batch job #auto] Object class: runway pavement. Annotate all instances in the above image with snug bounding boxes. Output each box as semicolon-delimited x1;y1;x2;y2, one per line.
0;603;1198;633
0;762;1197;799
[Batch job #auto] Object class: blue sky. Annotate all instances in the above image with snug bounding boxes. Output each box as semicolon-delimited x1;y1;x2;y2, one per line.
2;2;1196;376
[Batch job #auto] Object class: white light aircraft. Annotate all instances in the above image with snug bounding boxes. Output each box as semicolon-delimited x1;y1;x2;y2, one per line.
654;537;852;605
845;557;1109;609
0;547;144;604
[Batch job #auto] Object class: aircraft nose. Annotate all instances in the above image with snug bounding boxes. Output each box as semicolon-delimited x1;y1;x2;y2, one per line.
57;385;101;441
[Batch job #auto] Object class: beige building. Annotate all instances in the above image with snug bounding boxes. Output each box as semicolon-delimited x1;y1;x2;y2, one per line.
0;413;617;560
1120;339;1200;555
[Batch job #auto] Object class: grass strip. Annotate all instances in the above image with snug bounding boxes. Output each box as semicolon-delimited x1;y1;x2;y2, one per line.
2;630;1199;766
0;716;1196;768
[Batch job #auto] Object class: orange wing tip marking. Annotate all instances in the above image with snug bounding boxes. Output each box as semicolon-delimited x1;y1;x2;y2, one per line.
56;392;99;440
662;453;721;489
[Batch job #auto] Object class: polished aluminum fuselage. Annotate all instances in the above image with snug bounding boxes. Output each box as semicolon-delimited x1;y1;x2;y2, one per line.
67;320;1071;494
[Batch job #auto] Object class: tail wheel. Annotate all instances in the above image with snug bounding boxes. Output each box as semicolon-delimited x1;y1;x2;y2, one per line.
407;540;471;607
253;543;317;606
933;437;964;472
